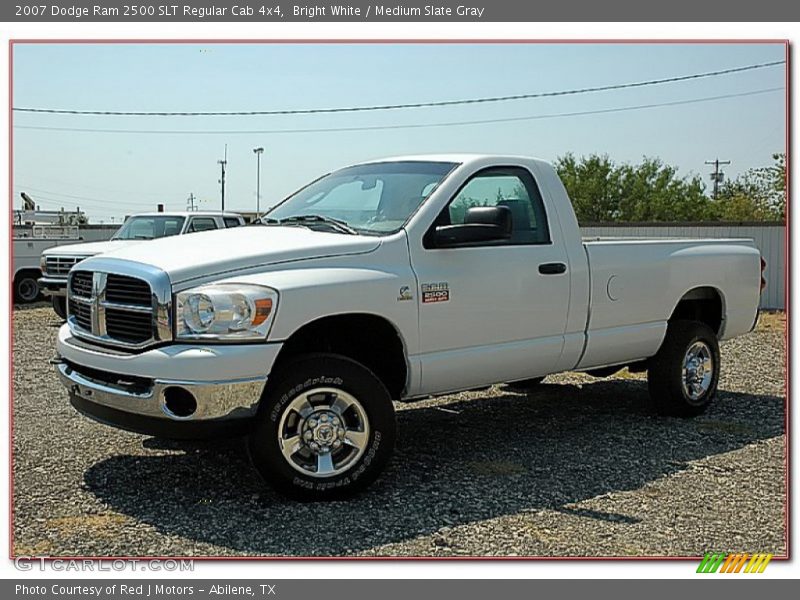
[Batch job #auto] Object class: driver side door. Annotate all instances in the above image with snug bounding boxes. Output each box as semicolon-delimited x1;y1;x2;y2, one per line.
410;166;571;395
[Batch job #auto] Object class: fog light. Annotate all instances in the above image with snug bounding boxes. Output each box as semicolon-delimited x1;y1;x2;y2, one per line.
163;387;197;419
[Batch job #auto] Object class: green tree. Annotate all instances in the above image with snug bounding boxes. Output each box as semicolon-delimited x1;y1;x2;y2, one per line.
555;153;711;223
713;153;785;221
554;153;621;222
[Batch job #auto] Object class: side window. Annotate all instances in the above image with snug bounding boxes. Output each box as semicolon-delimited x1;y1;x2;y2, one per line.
223;217;242;228
445;167;550;245
187;217;218;232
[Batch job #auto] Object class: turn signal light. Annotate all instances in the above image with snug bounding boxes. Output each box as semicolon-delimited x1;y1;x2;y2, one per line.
252;298;273;326
760;257;767;291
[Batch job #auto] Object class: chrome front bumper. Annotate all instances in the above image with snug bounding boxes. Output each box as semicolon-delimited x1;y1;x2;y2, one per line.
55;323;282;438
38;276;68;297
56;359;266;422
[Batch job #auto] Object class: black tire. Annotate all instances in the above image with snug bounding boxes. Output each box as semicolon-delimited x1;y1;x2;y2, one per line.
52;296;67;320
647;320;720;417
247;353;396;501
13;271;40;304
505;376;545;392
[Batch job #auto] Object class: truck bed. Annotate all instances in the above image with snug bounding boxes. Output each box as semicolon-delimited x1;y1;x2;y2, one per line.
575;236;760;370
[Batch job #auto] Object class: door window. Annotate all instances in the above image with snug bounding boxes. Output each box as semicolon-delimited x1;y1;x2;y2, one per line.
187;217;218;232
443;167;550;245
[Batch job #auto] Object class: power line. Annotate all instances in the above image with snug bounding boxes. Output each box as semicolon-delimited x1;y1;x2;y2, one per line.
12;185;167;210
14;184;152;206
18;173;183;199
12;87;784;136
12;60;785;118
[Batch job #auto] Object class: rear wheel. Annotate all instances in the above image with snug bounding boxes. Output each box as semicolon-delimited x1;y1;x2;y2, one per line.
647;320;720;417
13;271;40;304
52;296;67;320
247;354;396;501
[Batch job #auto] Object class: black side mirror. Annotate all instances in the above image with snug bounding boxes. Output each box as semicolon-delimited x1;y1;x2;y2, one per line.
433;205;512;247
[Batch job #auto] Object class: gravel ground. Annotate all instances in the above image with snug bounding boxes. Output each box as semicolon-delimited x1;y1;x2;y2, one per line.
12;305;786;557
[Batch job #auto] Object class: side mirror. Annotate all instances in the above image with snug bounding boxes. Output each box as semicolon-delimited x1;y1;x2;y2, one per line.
433;205;512;247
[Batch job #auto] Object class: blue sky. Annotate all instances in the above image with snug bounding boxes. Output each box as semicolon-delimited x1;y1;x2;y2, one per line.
12;43;786;222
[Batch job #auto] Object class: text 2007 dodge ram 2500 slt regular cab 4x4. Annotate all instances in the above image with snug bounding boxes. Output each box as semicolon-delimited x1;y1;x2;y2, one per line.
54;155;764;500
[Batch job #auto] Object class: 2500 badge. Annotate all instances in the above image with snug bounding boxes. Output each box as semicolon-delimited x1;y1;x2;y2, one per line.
421;282;450;303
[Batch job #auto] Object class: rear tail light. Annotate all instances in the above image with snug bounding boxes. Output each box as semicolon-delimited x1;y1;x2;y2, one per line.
760;257;767;291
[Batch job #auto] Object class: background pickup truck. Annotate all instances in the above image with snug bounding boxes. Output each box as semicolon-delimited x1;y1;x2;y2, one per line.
39;211;245;318
53;155;765;500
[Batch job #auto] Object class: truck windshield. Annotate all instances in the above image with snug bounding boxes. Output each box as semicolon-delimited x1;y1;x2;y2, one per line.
264;161;458;234
112;216;186;240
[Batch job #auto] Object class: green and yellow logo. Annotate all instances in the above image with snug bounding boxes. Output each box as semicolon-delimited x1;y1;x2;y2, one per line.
697;552;773;573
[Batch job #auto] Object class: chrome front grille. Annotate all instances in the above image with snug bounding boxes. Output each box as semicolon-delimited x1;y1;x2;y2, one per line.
106;274;152;306
105;307;153;343
45;255;86;276
70;271;93;296
66;259;172;351
68;297;92;330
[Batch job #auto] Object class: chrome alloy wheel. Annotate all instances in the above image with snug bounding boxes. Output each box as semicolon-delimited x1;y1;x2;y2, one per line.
277;387;370;478
682;341;714;401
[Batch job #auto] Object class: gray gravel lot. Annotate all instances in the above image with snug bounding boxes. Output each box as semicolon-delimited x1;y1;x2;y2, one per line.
12;305;786;557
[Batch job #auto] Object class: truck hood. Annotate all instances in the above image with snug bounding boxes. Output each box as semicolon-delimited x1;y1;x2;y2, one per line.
42;239;139;257
84;226;382;284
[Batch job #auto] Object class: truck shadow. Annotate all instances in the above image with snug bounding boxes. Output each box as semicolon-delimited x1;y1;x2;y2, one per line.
82;380;785;556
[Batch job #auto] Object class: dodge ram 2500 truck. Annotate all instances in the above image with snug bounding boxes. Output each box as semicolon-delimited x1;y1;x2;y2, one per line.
39;211;245;319
54;155;765;500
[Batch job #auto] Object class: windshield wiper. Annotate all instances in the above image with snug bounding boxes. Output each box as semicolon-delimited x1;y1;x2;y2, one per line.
251;217;279;225
275;214;358;235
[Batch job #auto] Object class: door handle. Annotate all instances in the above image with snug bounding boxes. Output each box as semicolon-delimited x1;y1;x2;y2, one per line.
538;262;567;275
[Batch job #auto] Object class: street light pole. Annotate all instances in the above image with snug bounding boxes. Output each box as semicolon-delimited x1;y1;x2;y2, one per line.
218;144;228;211
253;147;264;218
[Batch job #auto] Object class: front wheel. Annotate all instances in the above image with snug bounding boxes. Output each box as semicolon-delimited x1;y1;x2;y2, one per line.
247;354;396;501
52;296;67;320
647;320;720;417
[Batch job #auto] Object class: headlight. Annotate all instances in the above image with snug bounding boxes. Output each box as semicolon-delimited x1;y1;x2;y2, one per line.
175;284;278;341
40;255;47;273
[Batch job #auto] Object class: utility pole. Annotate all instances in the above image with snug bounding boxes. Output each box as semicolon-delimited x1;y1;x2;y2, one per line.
253;147;264;219
218;144;228;211
186;193;197;211
705;158;731;200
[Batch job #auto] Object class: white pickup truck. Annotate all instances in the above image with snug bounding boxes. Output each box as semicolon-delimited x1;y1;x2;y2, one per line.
53;155;764;500
39;211;246;318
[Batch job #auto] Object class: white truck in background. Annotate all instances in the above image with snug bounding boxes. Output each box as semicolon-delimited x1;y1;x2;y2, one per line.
53;155;765;500
39;211;245;318
13;225;82;304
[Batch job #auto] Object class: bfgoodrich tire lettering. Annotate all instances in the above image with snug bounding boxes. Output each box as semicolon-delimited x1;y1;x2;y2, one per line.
647;319;721;417
247;353;396;500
